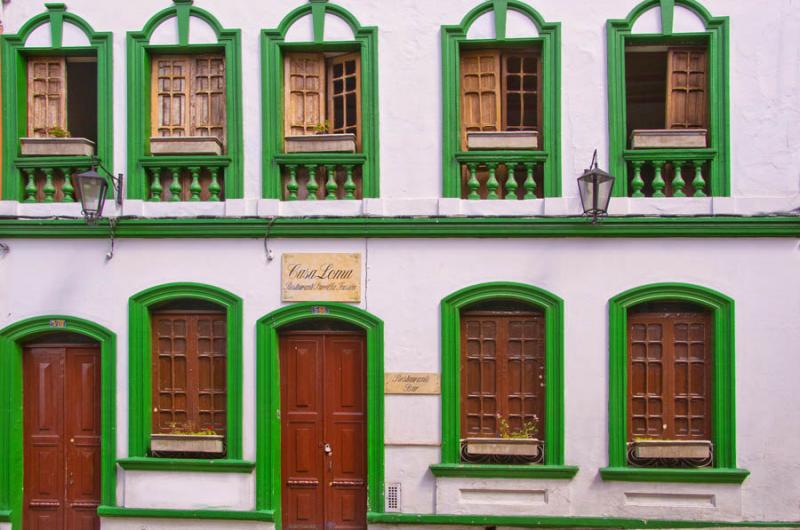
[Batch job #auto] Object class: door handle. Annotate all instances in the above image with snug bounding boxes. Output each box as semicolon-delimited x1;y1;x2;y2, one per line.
323;443;332;455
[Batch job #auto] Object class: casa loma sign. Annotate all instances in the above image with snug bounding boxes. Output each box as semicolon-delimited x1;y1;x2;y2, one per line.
281;253;362;302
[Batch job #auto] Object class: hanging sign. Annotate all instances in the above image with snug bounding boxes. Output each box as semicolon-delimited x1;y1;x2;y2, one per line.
282;253;361;302
384;373;441;395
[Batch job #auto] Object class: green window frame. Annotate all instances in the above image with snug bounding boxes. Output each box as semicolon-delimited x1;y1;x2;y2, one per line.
601;282;749;483
0;3;113;202
126;0;243;201
123;282;248;472
442;0;561;200
0;315;117;530
255;303;385;518
431;282;577;479
261;1;379;200
607;0;730;198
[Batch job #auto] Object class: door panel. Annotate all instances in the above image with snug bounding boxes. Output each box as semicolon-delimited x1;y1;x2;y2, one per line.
281;332;366;530
24;344;101;530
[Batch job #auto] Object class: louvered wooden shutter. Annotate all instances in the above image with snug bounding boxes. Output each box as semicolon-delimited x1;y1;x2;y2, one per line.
192;55;226;142
502;52;540;132
665;48;707;129
152;312;227;434
460;50;501;147
327;52;361;147
27;57;67;137
284;53;326;137
152;56;192;137
628;310;712;441
460;311;545;438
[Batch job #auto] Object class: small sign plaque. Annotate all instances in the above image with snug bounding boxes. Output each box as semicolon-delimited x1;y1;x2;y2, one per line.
384;373;441;395
49;319;66;328
282;253;361;302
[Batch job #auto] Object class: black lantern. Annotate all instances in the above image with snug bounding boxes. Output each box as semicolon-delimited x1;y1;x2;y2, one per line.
75;163;123;223
577;150;615;223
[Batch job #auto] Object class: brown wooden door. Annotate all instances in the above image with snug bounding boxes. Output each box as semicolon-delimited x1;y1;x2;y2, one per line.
280;332;366;530
24;344;101;530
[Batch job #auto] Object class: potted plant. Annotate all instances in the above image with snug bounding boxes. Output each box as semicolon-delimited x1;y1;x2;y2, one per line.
150;423;225;457
285;121;357;153
20;127;96;156
463;414;542;458
629;438;712;460
150;135;224;156
466;130;539;150
630;128;707;148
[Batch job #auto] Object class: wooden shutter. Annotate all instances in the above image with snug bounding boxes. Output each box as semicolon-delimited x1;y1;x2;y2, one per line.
460;311;545;438
191;55;226;142
628;310;712;441
502;52;540;132
27;57;67;137
284;53;326;137
152;56;192;137
152;311;227;434
460;50;501;146
665;48;707;129
327;52;361;147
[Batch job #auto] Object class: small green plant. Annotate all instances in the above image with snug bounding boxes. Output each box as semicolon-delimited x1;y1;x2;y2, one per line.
166;421;218;436
497;413;538;439
312;120;330;134
47;126;71;138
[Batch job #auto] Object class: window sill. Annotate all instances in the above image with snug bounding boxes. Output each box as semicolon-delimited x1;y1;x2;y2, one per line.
97;506;273;521
117;457;255;473
430;463;578;479
599;466;749;484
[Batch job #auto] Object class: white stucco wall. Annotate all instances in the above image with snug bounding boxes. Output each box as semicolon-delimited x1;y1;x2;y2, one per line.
1;0;799;208
0;237;798;523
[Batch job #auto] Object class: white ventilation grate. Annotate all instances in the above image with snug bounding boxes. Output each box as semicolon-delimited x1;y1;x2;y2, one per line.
385;482;401;512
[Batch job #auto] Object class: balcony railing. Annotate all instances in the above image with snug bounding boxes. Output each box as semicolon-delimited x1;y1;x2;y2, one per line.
455;151;547;200
276;154;365;201
17;159;93;203
142;157;229;202
623;149;715;198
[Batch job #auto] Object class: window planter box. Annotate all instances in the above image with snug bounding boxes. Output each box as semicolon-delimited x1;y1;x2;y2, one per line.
463;437;542;458
630;129;707;149
20;137;95;157
631;440;712;460
150;433;225;457
284;133;357;153
150;136;224;156
466;131;538;150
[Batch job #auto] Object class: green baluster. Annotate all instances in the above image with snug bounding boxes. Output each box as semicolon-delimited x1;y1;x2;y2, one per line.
631;161;645;198
23;170;37;203
504;162;518;200
42;168;55;203
523;162;537;199
671;161;686;197
692;160;707;197
189;167;201;201
325;164;337;200
343;165;356;200
486;162;499;200
208;167;221;201
305;165;319;200
150;168;163;201
60;168;75;202
286;165;299;201
466;163;480;200
652;161;666;198
169;167;182;201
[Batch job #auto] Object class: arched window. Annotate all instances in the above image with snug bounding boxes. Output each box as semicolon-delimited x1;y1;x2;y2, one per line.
432;282;576;479
607;0;730;198
441;1;561;200
602;283;748;483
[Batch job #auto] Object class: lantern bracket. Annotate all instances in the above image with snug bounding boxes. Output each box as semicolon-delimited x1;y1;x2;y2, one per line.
90;157;124;207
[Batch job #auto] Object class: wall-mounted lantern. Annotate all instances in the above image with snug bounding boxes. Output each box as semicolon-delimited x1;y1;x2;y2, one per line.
577;149;615;223
74;162;123;224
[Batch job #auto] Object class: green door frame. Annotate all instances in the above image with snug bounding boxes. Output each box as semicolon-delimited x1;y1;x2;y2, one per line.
0;315;117;530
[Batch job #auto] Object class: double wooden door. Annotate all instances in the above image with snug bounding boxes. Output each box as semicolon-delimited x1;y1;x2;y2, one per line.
23;344;101;530
280;332;367;530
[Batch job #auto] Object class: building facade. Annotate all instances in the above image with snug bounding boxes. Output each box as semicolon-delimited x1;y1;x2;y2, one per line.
0;0;798;529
